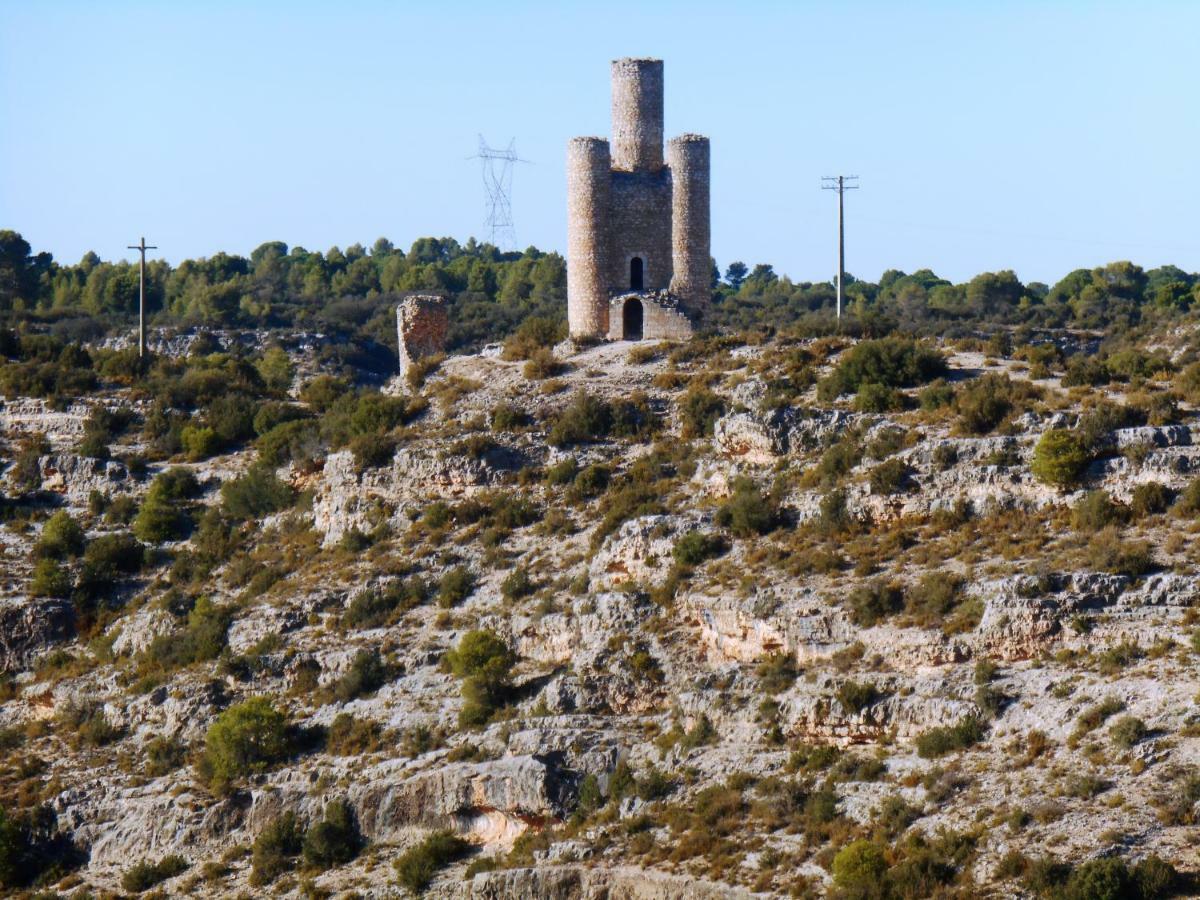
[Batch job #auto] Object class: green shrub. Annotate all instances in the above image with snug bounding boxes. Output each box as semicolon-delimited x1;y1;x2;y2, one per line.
915;716;986;758
904;571;967;626
500;567;535;601
847;580;904;626
1173;477;1200;517
523;347;565;379
180;424;221;461
349;431;397;469
831;840;888;891
956;373;1039;434
568;463;610;500
756;652;797;694
715;477;777;537
199;696;291;791
437;566;475;608
30;558;71;598
1063;857;1133;900
220;465;294;522
1086;527;1155;576
1109;715;1147;748
1130;482;1172;518
490;402;529;431
1132;855;1178;899
334;650;387;702
34;511;84;560
679;387;726;438
1071;490;1127;532
82;532;145;575
445;630;515;728
256;346;295;393
326;714;384;756
342;578;429;629
919;379;955;410
256;418;320;467
548;391;659;446
836;680;880;714
133;471;201;542
302;799;362;870
818;338;946;401
394;830;471;894
1031;429;1090;487
146;597;232;670
1076;400;1141;453
814;487;853;536
132;495;190;543
868;458;912;495
543;457;578;486
672;531;726;567
121;854;188;893
144;736;186;777
501;316;564;361
253;400;307;436
855;381;905;412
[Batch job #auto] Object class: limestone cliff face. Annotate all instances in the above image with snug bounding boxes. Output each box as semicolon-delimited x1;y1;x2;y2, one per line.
4;337;1200;896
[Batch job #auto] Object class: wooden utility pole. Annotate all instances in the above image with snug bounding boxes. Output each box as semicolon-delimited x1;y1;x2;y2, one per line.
820;176;859;321
126;236;157;358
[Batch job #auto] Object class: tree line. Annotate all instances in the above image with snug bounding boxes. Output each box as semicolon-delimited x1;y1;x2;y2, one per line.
3;229;1199;354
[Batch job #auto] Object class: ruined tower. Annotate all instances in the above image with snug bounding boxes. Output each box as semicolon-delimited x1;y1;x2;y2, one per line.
567;59;710;341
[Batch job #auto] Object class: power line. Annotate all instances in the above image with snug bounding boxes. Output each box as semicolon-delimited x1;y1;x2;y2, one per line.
821;175;859;321
126;236;157;358
468;135;531;251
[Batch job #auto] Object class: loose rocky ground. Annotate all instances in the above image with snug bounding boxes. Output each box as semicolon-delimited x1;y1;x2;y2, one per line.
2;331;1199;898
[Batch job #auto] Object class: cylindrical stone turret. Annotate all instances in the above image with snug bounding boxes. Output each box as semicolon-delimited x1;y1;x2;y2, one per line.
566;136;612;338
610;58;663;173
667;133;711;316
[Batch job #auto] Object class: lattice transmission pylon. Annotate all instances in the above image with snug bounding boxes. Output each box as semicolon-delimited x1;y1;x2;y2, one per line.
469;135;530;251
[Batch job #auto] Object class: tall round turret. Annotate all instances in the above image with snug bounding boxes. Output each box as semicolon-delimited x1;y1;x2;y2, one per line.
610;58;663;173
566;136;612;338
667;134;711;316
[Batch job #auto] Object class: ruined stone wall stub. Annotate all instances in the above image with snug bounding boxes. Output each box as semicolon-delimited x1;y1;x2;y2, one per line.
396;294;448;379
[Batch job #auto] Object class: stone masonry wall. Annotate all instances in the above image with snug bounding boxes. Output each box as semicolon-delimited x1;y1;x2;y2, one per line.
610;58;663;173
667;134;711;318
607;169;673;295
566;58;709;340
566;137;612;338
396;294;448;379
607;292;693;341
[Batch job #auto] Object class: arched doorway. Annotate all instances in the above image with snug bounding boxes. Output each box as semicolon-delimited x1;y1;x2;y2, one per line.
623;297;644;341
630;257;644;291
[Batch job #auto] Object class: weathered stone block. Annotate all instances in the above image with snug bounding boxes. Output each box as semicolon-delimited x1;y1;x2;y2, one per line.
396;293;448;379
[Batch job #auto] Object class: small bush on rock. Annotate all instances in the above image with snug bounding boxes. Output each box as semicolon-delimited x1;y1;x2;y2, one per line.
199;696;291;792
1031;429;1090;488
916;716;986;758
121;854;188;893
394;830;471;894
444;630;516;728
715;477;777;537
302;799;362;871
673;531;727;567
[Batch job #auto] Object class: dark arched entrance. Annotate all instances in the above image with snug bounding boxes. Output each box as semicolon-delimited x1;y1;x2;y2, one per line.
629;257;644;291
623;298;644;341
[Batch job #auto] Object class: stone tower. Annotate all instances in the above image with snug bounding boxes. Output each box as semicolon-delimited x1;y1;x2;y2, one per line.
566;58;710;341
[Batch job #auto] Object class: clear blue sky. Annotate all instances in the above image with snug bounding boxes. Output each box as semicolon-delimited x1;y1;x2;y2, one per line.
3;1;1198;286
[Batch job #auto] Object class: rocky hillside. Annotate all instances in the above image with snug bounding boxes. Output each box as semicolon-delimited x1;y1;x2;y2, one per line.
1;328;1199;899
